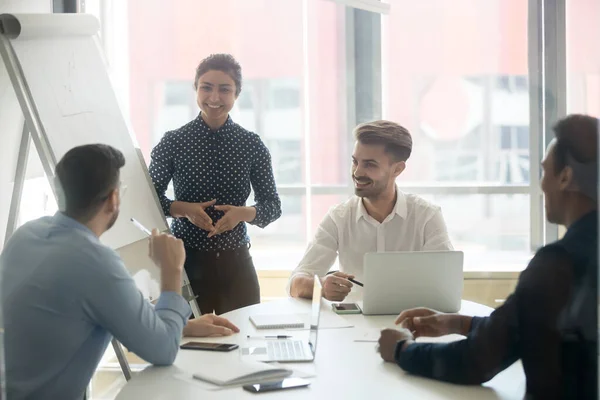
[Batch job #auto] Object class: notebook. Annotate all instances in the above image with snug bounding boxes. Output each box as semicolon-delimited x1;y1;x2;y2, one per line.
249;313;305;329
192;359;293;386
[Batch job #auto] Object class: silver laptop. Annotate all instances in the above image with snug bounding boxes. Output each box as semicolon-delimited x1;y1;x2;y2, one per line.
241;277;321;362
362;251;464;315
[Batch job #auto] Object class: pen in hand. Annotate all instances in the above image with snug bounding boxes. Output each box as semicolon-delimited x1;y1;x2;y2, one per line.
348;278;364;287
325;271;364;287
130;217;152;236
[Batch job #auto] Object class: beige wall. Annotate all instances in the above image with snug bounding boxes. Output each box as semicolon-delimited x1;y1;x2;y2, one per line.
462;278;518;308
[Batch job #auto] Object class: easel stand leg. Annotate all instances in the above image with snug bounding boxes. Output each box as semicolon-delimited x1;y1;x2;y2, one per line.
111;339;132;381
182;274;202;317
4;125;30;244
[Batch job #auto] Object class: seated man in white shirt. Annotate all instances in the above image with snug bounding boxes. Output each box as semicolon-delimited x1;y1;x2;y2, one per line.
288;120;453;301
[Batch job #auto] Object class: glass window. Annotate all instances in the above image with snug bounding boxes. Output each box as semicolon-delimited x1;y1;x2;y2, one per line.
236;84;254;110
118;0;363;271
567;0;600;116
410;193;530;272
153;82;196;146
247;195;307;271
247;193;350;271
412;193;530;256
265;139;302;185
381;0;532;267
269;79;300;110
383;1;530;186
496;75;529;92
514;76;529;92
306;5;385;187
76;0;546;279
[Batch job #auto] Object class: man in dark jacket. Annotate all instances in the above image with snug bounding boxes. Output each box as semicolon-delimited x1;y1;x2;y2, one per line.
378;114;598;399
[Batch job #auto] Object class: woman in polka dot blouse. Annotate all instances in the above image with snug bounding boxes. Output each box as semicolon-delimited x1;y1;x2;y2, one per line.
149;54;282;314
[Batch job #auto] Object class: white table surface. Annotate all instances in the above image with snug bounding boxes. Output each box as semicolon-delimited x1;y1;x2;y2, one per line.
115;298;525;399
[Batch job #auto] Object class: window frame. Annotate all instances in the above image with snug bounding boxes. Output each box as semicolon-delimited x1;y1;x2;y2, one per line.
84;0;569;270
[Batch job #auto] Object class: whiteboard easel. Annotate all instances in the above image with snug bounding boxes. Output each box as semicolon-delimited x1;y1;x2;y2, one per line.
0;18;200;382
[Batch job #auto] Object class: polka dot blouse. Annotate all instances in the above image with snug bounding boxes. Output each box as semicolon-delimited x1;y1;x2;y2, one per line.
149;114;282;251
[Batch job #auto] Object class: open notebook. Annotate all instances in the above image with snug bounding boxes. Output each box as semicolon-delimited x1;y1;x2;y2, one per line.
192;359;292;386
250;314;305;329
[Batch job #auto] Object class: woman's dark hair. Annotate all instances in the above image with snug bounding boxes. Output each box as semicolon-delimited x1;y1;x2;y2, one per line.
194;53;242;96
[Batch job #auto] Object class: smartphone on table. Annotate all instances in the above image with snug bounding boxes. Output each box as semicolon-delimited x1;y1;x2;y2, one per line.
332;303;362;314
243;378;311;393
179;341;238;352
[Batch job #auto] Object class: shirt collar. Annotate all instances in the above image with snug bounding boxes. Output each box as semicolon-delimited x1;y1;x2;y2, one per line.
563;210;598;240
355;185;407;223
52;212;98;241
196;112;235;134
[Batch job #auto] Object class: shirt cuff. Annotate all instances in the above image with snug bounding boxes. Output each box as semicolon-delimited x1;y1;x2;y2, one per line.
394;339;409;364
286;271;314;296
161;199;174;218
248;204;265;227
155;291;192;321
469;316;485;334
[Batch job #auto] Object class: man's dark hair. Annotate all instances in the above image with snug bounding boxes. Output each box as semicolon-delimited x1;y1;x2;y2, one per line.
552;114;599;173
55;144;125;221
194;53;242;96
354;120;413;162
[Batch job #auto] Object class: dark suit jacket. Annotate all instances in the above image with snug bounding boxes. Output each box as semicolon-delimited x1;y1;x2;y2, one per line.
395;211;598;400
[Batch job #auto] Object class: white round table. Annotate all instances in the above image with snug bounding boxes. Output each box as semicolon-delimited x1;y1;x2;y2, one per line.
116;298;526;399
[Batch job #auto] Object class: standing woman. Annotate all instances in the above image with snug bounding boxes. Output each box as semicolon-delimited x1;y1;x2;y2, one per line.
149;54;281;314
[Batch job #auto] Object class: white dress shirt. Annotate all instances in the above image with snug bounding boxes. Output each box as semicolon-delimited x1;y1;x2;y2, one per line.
288;187;453;299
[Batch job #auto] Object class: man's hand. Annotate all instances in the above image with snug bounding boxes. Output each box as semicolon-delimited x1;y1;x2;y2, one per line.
181;200;217;231
208;205;256;238
321;272;354;301
148;229;185;272
149;229;186;293
183;314;240;337
395;307;471;338
378;328;413;362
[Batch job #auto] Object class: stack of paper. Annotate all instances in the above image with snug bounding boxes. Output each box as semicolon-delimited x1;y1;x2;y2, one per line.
192;359;292;387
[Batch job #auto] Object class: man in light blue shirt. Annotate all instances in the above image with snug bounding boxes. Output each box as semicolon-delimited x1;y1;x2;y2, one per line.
1;144;239;400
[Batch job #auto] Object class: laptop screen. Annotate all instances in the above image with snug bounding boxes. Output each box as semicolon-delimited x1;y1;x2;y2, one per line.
309;276;322;355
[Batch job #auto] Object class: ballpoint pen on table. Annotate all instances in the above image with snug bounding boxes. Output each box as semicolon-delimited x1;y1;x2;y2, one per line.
246;335;292;339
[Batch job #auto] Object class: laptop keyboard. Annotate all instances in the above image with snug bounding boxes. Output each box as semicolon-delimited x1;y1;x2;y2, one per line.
267;340;307;360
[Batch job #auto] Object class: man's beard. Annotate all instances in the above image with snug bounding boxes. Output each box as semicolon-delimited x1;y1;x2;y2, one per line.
106;210;119;231
353;175;387;199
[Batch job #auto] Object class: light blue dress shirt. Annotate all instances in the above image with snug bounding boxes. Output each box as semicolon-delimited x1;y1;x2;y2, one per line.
1;213;191;400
